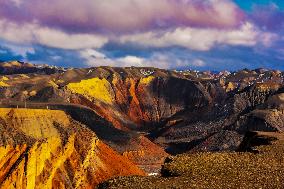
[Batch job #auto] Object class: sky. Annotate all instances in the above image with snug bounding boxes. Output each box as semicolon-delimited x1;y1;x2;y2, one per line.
0;0;284;71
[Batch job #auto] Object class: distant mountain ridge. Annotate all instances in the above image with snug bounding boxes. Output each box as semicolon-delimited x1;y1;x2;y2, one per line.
0;61;67;75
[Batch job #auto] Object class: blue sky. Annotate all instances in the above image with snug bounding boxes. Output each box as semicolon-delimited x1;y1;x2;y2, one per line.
0;0;283;71
235;0;284;11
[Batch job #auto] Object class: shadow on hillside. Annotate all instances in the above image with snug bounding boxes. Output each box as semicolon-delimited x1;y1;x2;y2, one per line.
237;131;278;153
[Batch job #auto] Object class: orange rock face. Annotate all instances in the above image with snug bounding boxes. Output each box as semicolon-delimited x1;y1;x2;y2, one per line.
122;136;169;173
0;109;145;188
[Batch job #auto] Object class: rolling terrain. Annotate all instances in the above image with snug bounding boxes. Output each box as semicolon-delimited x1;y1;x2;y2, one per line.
0;61;284;188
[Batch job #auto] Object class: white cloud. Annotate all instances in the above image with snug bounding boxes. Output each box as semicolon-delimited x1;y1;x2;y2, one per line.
80;49;106;59
192;59;206;67
4;43;35;58
80;49;115;67
81;49;149;67
0;19;108;50
51;55;62;61
80;49;206;69
117;56;144;66
80;49;161;67
0;18;277;53
118;22;277;51
35;27;108;49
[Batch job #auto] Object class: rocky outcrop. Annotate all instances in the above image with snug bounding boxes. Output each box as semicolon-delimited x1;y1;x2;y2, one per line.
225;86;284;133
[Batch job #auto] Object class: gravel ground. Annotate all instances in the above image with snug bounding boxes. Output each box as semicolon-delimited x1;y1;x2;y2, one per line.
98;132;284;189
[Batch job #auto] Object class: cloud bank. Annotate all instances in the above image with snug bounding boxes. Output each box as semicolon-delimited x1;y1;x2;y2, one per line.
0;0;244;33
0;0;283;70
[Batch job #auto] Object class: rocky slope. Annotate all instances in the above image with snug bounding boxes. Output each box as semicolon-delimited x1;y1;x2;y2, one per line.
0;108;145;189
